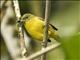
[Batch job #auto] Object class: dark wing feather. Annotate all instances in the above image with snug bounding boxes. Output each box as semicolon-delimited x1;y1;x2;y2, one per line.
49;24;58;30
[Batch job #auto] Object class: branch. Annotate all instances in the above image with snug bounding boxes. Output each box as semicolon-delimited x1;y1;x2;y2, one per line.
41;0;51;60
16;43;61;60
1;1;20;59
13;0;27;57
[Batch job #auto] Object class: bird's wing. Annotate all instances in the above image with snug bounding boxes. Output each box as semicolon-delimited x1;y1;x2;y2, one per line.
49;24;58;30
38;17;58;31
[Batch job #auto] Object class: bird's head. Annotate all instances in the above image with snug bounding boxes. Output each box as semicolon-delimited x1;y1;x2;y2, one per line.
17;13;34;26
21;13;34;22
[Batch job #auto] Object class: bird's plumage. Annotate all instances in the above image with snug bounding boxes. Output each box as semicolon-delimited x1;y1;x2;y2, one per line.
21;14;59;42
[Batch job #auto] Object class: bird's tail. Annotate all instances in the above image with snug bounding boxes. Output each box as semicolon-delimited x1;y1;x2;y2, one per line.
50;31;60;42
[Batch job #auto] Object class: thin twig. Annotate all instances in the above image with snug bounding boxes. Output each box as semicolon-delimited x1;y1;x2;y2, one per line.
41;0;50;60
13;0;27;57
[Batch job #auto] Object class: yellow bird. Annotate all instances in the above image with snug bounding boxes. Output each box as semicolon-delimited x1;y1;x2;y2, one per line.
21;14;59;42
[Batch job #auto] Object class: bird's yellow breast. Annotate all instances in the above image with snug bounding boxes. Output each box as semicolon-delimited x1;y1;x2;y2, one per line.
24;17;44;40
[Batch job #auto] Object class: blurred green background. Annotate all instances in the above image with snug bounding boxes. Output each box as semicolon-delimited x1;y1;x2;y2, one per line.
1;1;80;60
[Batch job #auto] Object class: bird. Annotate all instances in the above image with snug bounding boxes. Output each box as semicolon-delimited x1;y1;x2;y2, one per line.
20;13;59;42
